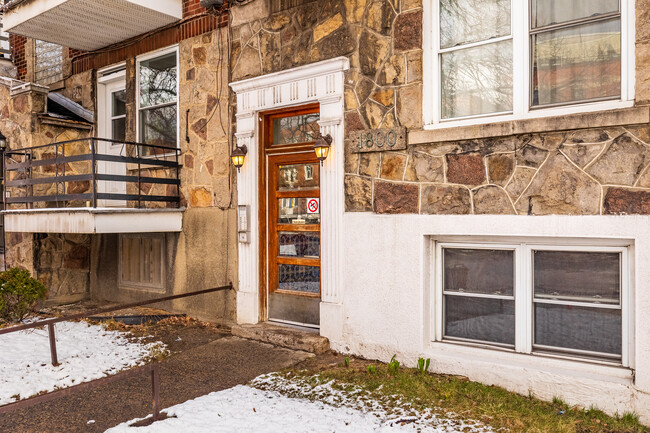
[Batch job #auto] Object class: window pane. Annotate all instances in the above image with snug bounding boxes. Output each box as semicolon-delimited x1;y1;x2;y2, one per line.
441;40;513;119
140;52;177;108
279;232;320;258
445;296;515;345
534;251;620;304
112;118;126;142
112;90;126;116
272;113;320;145
440;0;511;49
532;19;620;107
278;198;320;225
140;105;177;154
278;264;320;294
534;304;621;355
531;0;619;29
444;249;514;296
278;163;320;191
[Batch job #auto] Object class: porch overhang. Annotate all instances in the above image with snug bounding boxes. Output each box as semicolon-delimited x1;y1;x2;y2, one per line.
2;208;184;233
3;0;183;51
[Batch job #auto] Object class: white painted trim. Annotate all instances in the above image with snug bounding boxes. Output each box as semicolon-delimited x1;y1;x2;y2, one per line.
423;0;635;129
230;57;350;337
3;209;183;233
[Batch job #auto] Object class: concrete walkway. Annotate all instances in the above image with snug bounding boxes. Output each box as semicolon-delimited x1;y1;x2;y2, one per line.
0;333;312;433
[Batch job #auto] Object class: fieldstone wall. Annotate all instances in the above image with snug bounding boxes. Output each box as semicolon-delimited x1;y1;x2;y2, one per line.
345;126;650;215
230;0;423;137
35;234;90;303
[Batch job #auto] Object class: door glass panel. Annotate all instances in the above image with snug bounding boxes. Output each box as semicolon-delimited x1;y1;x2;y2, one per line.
112;118;126;142
278;198;320;225
531;19;621;107
444;249;514;296
140;105;178;155
533;251;620;304
278;232;320;258
278;163;319;191
278;264;320;294
272;113;320;145
531;0;619;29
112;90;126;116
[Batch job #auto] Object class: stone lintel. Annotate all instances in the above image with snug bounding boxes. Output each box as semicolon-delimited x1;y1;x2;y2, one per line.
409;106;650;144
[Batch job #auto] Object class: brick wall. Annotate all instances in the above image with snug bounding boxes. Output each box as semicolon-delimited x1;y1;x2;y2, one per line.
10;34;26;80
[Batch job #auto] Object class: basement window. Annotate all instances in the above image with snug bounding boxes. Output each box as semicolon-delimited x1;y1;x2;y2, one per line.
435;241;630;365
119;234;165;291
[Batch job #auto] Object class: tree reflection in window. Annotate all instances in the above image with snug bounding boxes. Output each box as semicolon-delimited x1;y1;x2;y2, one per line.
139;52;178;155
272;113;320;145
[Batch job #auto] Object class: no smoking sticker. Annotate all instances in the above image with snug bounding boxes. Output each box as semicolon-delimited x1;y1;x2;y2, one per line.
307;198;320;214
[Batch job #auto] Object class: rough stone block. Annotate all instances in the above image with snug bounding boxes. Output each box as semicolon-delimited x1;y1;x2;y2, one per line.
405;152;444;183
420;184;471;215
604;188;650;215
487;153;515;186
394;10;422;51
373;180;419;214
473;185;515;215
396;83;422;128
380;153;406;180
446;153;486;186
345;175;373;212
586;134;650;186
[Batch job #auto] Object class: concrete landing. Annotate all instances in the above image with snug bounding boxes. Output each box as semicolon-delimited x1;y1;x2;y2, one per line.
231;323;330;354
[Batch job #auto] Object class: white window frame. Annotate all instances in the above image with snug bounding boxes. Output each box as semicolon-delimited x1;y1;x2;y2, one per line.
135;45;180;153
423;0;636;130
433;239;632;367
118;233;166;292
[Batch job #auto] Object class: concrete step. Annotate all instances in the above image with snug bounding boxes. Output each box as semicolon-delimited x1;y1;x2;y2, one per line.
231;323;330;354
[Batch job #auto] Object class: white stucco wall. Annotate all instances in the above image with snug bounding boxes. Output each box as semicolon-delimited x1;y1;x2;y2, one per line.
335;213;650;421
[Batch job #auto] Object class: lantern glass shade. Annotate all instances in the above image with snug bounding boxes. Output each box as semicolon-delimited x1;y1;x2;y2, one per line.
313;134;332;163
0;132;6;151
231;145;247;170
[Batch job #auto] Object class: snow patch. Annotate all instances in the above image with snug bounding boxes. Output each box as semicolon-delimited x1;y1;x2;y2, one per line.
0;320;165;405
105;374;491;432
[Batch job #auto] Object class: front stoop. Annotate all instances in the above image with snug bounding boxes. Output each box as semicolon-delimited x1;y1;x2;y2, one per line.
231;323;330;354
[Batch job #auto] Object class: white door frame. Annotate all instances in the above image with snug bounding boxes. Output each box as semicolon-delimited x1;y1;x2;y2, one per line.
230;57;349;342
97;67;127;207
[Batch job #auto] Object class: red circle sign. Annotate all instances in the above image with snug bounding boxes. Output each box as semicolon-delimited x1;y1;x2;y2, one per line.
308;199;319;213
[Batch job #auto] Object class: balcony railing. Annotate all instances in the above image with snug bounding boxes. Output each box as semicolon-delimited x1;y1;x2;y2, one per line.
3;138;181;210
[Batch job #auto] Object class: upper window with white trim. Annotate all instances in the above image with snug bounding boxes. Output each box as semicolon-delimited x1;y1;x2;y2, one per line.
435;240;630;365
137;48;178;156
427;0;633;125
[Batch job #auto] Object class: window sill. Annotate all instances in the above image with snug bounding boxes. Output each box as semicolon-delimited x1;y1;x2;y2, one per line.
410;104;650;144
428;340;633;384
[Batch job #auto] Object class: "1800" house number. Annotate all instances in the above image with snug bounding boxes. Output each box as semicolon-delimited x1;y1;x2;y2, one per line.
349;127;407;153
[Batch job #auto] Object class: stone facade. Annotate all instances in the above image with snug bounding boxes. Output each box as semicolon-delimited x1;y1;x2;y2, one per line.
345;126;650;215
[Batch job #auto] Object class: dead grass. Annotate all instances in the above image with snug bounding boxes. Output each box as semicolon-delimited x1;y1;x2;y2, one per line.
286;355;647;433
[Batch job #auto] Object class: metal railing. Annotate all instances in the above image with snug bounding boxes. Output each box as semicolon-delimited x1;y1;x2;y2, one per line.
0;284;234;421
3;138;182;210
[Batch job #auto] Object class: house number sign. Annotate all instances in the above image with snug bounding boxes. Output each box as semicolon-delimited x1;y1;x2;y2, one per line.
349;127;407;153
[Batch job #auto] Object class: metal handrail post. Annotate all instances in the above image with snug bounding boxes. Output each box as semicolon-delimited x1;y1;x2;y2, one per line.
90;139;97;208
47;323;59;366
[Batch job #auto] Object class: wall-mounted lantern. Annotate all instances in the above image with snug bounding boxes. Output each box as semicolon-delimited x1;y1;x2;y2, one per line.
314;134;332;166
0;131;7;151
231;145;247;172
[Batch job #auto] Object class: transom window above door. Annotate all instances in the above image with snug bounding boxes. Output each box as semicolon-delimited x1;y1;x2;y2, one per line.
426;0;634;126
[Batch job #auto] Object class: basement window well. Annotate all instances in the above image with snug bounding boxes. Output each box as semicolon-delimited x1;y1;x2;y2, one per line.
434;240;631;365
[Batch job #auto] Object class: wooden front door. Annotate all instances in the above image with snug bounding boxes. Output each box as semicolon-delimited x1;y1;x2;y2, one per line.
261;105;321;327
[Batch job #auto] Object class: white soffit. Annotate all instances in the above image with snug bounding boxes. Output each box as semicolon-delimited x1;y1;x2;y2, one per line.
4;0;182;51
